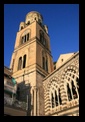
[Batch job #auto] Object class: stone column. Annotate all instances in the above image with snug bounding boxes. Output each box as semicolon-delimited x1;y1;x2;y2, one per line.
37;88;39;116
34;86;37;116
31;89;34;116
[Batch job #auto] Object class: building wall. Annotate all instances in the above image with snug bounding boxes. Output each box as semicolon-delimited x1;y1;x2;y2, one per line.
43;52;79;116
4;66;17;106
56;53;74;69
9;11;54;116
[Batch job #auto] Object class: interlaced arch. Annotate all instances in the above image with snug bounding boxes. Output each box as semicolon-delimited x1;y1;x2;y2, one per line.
62;65;79;101
45;77;62;109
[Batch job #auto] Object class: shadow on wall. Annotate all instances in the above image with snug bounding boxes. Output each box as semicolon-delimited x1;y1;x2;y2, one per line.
16;81;32;116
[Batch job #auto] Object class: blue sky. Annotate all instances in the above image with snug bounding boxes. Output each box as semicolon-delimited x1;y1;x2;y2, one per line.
4;4;79;67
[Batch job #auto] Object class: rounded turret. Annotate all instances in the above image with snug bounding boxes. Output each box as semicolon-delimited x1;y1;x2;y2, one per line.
19;22;25;31
25;11;43;25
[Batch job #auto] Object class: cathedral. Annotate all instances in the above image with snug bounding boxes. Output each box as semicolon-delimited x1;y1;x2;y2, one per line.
4;11;79;116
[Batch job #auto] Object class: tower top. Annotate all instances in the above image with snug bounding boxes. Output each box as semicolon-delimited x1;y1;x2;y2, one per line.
19;11;48;33
25;11;43;24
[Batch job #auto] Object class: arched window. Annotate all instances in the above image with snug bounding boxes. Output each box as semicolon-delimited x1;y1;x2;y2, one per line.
27;33;29;41
23;55;26;68
21;26;23;30
21;37;24;44
43;38;46;46
42;57;45;70
49;80;62;110
63;68;79;101
24;35;26;42
39;30;47;47
42;51;48;72
27;21;30;25
18;57;22;70
46;58;48;72
21;33;30;45
40;30;44;43
51;88;62;108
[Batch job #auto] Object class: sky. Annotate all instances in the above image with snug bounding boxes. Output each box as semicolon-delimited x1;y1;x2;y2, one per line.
4;4;79;67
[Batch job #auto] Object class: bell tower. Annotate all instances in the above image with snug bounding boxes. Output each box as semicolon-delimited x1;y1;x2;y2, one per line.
10;11;54;116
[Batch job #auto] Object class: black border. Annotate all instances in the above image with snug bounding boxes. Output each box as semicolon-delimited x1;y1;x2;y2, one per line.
3;2;80;122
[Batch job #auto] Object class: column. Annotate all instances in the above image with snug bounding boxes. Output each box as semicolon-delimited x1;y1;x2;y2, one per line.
34;86;37;116
37;89;39;116
60;82;68;105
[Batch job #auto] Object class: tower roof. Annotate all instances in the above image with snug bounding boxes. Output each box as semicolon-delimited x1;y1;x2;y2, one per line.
25;11;43;20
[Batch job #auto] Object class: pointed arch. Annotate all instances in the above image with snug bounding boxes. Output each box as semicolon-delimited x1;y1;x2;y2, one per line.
45;77;62;111
40;30;44;43
42;51;45;70
42;57;45;70
20;28;31;45
62;65;79;101
46;56;48;72
18;57;22;70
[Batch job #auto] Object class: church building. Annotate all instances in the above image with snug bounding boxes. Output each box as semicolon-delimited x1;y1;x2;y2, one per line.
5;11;79;116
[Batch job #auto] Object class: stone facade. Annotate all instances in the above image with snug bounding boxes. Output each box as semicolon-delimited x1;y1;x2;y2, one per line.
10;11;53;116
43;52;79;116
9;11;79;116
